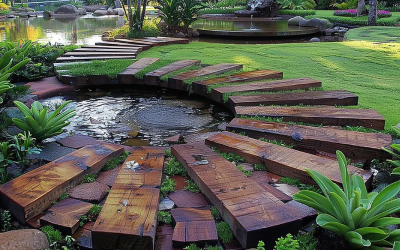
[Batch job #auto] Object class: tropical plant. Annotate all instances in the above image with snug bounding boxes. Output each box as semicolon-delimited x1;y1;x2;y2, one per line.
155;0;182;30
12;100;76;142
11;131;41;166
273;234;299;250
180;0;208;29
383;126;400;171
331;0;357;10
293;150;400;249
278;0;316;10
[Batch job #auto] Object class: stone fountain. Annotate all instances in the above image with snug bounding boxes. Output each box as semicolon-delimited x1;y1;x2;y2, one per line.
234;0;280;17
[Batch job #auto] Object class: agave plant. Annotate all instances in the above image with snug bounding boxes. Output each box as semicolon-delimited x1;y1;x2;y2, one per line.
12;100;76;142
383;126;400;172
293;150;400;249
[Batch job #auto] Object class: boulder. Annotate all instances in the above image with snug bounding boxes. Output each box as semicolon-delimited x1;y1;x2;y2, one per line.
93;9;108;16
115;8;124;16
107;7;118;15
54;4;78;14
0;229;49;250
309;37;320;42
235;0;279;17
175;32;186;38
84;5;106;12
234;10;260;17
288;16;306;26
77;8;87;15
299;18;328;32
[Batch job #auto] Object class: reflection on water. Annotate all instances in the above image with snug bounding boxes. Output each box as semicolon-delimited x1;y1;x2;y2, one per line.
0;14;125;44
192;19;293;33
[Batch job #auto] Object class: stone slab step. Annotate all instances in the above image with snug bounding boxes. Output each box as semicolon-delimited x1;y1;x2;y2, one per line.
171;142;305;248
228;90;358;111
172;221;218;248
0;142;124;224
234;106;385;130
91;147;165;250
55;55;136;62
118;57;160;84
168;190;209;208
205;131;373;189
192;69;283;96
26;76;75;99
63;52;139;57
226;118;392;161
39;198;93;235
210;78;322;103
168;63;243;91
67;181;110;202
144;60;201;86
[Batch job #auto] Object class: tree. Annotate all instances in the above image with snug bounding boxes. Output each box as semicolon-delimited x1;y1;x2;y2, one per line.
357;0;366;16
368;0;377;26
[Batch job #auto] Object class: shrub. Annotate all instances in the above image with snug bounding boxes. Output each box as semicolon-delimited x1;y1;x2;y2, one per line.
161;177;176;197
273;234;299;250
334;9;392;18
277;0;316;10
164;156;187;176
0;3;9;11
216;222;233;243
383;126;400;171
278;9;316;16
158;211;172;224
128;19;160;38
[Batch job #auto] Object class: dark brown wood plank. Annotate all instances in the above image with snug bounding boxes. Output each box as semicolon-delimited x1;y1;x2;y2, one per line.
55;55;136;62
117;57;160;84
148;37;190;44
144;60;201;86
0;143;124;224
210;78;322;103
168;63;243;91
228;90;358;111
249;171;292;202
60;75;88;86
171;208;213;223
91;147;165;250
172;221;218;248
40;198;93;235
171;142;304;248
82;45;142;50
95;41;145;47
74;48;141;53
226;118;392;161
192;69;283;96
114;39;153;49
205;131;373;188
234;106;385;130
63;52;138;57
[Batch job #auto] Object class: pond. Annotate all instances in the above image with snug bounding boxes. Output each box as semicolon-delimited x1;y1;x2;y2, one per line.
0;14;125;45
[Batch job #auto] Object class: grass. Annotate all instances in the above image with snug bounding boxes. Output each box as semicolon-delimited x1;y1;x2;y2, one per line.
308;10;400;26
137;29;400;129
102;151;129;171
134;59;177;79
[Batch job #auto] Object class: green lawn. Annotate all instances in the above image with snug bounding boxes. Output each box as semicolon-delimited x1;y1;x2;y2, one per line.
137;27;400;129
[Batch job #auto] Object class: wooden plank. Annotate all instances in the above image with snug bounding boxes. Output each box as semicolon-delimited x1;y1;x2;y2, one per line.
192;69;283;96
55;55;136;62
82;45;143;50
95;41;145;47
60;75;88;86
117;57;160;85
228;90;358;111
234;106;385;130
0;142;124;224
40;198;93;235
171;208;213;223
144;60;201;86
226;118;392;161
172;221;218;248
114;38;154;48
63;52;138;57
74;48;141;53
91;147;165;250
152;37;190;44
168;63;243;91
210;78;322;103
171;142;304;248
205;131;373;188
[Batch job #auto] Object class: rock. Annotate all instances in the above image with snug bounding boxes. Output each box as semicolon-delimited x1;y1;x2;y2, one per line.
396;123;400;129
18;13;28;18
42;11;52;18
26;11;37;17
247;0;279;17
309;37;320;42
168;190;209;208
288;16;306;26
107;8;118;15
175;32;186;38
234;10;260;17
274;184;300;197
54;4;78;14
159;197;175;211
84;5;106;12
67;181;110;202
27;141;75;162
77;8;87;15
96;166;122;187
324;28;335;36
0;229;49;250
93;9;108;16
115;0;122;8
115;8;124;16
6;14;16;18
114;34;126;39
299;18;328;32
190;30;200;37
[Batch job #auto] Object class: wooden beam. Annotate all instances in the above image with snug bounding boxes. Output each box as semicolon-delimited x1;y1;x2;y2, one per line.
117;58;160;85
63;52;138;57
55;55;136;62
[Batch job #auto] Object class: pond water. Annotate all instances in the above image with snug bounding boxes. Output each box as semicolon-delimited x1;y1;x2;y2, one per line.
0;14;125;45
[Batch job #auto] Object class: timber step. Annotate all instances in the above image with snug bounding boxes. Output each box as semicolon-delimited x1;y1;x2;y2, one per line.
92;147;165;250
192;69;283;96
118;57;160;84
144;59;201;86
235;106;385;130
0;142;124;224
55;55;136;62
115;38;157;47
168;63;243;91
226;118;392;161
210;78;322;103
171;142;307;249
205;131;373;188
73;48;142;53
81;45;144;50
95;41;149;47
228;90;358;111
63;52;139;57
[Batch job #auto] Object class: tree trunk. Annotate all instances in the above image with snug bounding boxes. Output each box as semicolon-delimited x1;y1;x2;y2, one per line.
368;0;377;26
357;0;366;16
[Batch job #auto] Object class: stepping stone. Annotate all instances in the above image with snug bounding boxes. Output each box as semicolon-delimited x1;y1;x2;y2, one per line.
168;63;243;91
63;52;138;57
96;166;122;187
192;69;283;96
170;175;187;191
56;55;136;62
205;131;373;188
164;134;182;144
234;106;386;130
0;142;124;223
168;190;209;208
249;171;292;202
210;78;322;103
144;59;201;86
28;142;75;162
91;147;165;250
159;197;175;211
59;75;88;86
26;76;75;99
172;220;218;248
26;213;45;229
274;184;300;197
228;90;358;111
155;225;174;250
183;131;221;144
171;207;213;223
226;118;392;161
40;198;93;234
58;135;100;149
73;222;95;250
171;142;305;249
0;229;49;250
67;181;110;202
118;57;160;84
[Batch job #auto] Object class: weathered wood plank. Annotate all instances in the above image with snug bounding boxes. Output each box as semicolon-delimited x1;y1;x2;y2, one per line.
210;78;322;103
74;48;141;53
63;52;138;57
95;41;146;47
192;69;283;96
171;208;213;223
117;58;160;85
226;118;392;161
60;75;88;86
147;37;190;44
172;221;218;248
168;63;243;91
228;90;358;111
56;55;136;62
171;142;304;248
144;60;201;86
82;45;142;50
0;143;124;224
114;39;153;49
205;131;373;188
40;198;93;235
234;106;385;130
91;147;165;250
